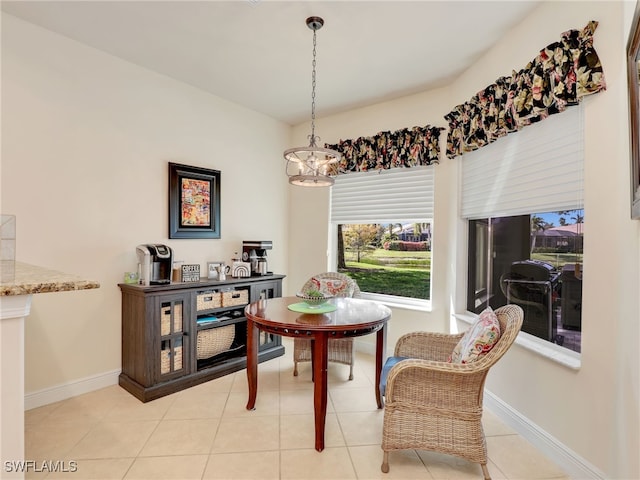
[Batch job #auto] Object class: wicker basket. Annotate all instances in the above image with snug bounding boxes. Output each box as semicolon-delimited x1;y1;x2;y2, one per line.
197;325;235;359
174;346;183;370
221;289;249;307
196;291;221;311
160;307;171;336
173;303;183;332
160;345;183;374
160;304;183;335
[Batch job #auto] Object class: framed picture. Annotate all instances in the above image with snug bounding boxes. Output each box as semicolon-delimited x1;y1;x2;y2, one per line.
169;163;221;238
180;264;201;283
627;4;640;219
207;261;223;280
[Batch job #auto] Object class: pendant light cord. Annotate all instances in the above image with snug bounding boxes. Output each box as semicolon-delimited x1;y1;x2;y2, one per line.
309;27;317;147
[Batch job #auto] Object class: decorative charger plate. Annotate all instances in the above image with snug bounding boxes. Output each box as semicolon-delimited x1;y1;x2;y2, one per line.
287;302;337;314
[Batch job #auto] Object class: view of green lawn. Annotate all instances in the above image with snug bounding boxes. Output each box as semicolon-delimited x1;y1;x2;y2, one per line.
339;249;579;301
531;252;583;269
340;248;431;300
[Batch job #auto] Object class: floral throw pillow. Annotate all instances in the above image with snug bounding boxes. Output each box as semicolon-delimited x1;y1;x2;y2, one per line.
448;307;501;364
311;277;354;298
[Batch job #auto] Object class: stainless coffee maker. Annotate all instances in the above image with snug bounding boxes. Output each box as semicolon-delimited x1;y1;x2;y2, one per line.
136;244;173;285
242;241;272;276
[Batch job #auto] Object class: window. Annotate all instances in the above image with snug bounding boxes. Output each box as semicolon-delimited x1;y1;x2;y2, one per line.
461;105;584;352
330;167;434;307
468;210;583;352
336;222;431;301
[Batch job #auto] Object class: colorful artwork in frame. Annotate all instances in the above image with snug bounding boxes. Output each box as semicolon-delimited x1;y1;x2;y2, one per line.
181;178;210;227
169;163;221;238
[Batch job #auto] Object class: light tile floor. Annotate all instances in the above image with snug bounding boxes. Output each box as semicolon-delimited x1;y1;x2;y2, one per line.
25;338;571;480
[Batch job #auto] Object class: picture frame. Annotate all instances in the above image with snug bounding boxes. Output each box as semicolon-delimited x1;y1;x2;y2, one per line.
627;4;640;219
207;261;224;280
169;163;221;238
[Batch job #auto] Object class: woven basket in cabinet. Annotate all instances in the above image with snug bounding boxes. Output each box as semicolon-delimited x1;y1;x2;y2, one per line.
221;289;249;307
196;291;221;311
196;325;235;359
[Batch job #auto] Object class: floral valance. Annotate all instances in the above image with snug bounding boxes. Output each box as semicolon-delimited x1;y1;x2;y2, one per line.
445;21;606;159
325;125;444;175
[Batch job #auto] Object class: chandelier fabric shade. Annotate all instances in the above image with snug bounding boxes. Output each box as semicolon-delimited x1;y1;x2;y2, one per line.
284;16;341;187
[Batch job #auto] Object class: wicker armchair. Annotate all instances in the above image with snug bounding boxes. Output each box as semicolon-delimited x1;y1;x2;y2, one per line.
293;272;361;381
381;304;523;480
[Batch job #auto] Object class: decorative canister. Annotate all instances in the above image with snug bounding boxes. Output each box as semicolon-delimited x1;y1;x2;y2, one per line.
231;261;251;278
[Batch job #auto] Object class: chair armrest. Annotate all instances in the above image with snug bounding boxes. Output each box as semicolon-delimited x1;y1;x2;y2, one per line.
384;359;488;411
395;331;464;362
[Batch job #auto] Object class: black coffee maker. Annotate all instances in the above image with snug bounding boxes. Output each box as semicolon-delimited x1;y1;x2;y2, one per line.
242;241;272;276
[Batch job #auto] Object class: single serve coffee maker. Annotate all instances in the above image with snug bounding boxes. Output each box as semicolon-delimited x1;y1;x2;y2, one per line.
136;244;173;285
242;241;272;276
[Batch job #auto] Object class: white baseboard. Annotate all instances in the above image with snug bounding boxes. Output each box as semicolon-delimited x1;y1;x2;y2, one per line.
484;390;605;480
24;369;121;410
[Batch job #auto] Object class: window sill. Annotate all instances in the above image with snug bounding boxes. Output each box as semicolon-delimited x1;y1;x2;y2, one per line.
360;292;431;312
452;312;581;370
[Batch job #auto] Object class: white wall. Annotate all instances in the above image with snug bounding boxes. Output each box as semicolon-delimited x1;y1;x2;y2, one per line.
1;14;291;395
288;2;639;478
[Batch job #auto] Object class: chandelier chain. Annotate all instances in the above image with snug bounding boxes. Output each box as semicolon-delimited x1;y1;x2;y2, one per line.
309;27;317;146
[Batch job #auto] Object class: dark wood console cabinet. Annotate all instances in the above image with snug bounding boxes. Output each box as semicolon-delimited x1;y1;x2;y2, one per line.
118;275;285;402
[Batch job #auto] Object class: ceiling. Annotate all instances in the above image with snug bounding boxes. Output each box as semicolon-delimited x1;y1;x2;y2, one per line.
1;1;541;125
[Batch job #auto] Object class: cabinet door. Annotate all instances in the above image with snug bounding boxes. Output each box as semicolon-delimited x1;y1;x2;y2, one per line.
250;280;281;301
157;294;190;380
250;280;282;350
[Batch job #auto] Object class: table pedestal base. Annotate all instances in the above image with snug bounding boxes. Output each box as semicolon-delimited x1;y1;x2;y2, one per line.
246;322;387;452
245;296;390;453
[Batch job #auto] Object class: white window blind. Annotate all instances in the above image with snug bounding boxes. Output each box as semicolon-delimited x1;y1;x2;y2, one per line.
331;166;435;224
461;104;584;219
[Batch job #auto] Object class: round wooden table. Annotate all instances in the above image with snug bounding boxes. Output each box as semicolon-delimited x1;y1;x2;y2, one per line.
244;296;392;451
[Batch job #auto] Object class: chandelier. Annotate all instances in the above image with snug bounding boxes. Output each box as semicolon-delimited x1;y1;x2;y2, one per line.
284;16;341;187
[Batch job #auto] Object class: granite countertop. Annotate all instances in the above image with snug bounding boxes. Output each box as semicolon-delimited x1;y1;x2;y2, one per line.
0;262;100;296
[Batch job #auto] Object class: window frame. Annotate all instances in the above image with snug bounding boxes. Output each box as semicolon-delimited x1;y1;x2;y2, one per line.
329;166;435;309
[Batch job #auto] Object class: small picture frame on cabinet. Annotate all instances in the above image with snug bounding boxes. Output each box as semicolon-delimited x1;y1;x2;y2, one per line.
207;261;223;280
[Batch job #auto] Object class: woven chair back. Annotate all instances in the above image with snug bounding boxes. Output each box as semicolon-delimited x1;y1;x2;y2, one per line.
301;272;361;298
475;304;523;370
